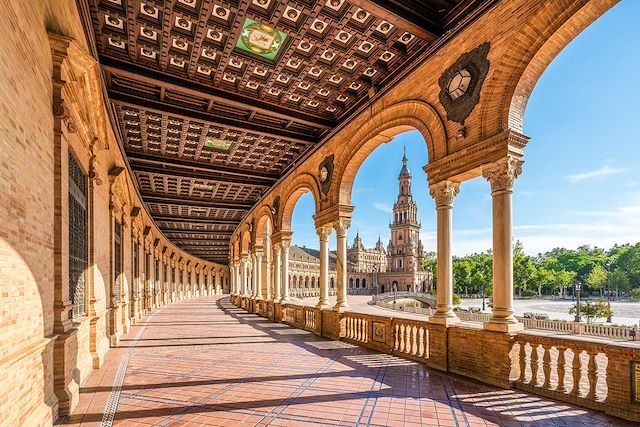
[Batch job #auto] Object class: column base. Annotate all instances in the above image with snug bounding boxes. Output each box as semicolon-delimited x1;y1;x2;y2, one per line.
483;320;524;333
280;297;291;304
429;315;461;326
316;301;331;310
333;302;349;312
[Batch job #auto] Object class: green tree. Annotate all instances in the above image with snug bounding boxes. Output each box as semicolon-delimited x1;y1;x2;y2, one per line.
584;264;608;296
569;300;613;323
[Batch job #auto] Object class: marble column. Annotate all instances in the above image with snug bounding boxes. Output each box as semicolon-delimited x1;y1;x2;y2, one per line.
280;240;291;303
240;258;248;296
273;244;282;302
251;254;258;299
255;251;264;300
317;226;331;309
483;156;524;332
333;219;349;311
429;181;461;325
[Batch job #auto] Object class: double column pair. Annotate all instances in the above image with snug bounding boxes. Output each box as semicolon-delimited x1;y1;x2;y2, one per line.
315;219;349;311
429;155;523;332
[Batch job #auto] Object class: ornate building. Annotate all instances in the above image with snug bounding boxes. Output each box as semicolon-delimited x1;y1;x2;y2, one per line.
288;151;429;297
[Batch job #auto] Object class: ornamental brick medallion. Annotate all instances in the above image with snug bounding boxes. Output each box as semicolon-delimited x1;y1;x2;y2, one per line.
438;42;490;124
633;361;640;403
372;321;386;343
319;154;334;195
236;18;287;61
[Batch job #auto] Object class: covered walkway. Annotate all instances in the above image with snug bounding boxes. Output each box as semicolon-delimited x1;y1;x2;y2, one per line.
59;297;628;427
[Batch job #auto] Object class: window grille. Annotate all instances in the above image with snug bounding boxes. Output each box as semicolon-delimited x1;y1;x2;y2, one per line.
68;152;88;319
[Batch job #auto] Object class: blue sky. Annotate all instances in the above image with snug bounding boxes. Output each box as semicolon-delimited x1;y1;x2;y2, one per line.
291;1;640;255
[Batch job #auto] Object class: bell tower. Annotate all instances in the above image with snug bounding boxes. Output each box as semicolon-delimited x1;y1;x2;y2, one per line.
387;148;424;273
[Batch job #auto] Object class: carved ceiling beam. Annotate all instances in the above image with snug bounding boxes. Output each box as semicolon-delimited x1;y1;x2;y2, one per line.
101;59;334;129
154;216;241;226
128;152;280;184
110;95;317;146
130;161;274;187
142;194;253;210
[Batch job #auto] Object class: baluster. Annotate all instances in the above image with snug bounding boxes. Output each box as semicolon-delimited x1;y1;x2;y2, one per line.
418;328;425;357
411;326;418;355
557;346;566;393
399;325;405;353
530;344;539;387
571;350;582;398
358;319;363;341
518;342;527;383
542;346;551;390
586;352;598;401
394;324;399;350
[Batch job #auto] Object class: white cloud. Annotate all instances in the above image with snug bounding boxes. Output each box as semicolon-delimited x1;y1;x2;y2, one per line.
372;202;392;213
565;165;627;183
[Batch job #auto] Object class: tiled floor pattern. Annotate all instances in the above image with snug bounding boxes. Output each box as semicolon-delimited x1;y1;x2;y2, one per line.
59;296;634;427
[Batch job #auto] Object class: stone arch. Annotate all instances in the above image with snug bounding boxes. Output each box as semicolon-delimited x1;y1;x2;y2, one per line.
280;173;321;232
479;0;617;138
333;100;446;205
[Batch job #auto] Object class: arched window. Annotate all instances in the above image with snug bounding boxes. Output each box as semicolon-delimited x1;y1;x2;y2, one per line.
362;278;367;288
331;277;335;288
349;278;354;288
355;278;360;288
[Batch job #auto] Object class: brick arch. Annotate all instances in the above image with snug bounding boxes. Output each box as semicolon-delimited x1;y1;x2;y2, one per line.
254;206;274;248
479;0;618;138
332;100;446;205
280;173;321;232
240;227;251;256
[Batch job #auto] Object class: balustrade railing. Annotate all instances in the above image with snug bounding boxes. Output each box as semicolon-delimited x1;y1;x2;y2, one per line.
513;334;607;410
304;308;318;332
343;314;369;343
392;319;429;361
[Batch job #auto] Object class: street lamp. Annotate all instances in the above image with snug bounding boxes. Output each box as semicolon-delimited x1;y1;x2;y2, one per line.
481;281;486;312
574;281;582;323
426;266;433;293
392;282;397;305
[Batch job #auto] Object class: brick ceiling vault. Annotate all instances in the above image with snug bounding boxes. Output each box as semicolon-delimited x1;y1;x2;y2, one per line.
78;0;495;264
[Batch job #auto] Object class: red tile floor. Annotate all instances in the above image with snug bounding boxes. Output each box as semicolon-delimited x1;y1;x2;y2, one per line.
57;296;633;427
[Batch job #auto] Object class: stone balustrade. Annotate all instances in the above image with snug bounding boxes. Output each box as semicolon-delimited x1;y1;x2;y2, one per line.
232;295;640;423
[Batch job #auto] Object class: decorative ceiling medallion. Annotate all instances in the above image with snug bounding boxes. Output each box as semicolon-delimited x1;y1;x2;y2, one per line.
276;74;290;83
140;27;157;40
236;18;287;61
175;16;192;31
105;15;124;29
352;9;370;23
283;6;300;21
140;47;156;58
325;0;344;11
379;51;395;62
170;57;185;67
212;5;229;19
438;42;490;124
335;30;352;43
178;0;196;7
310;19;327;33
318;155;334;194
140;4;158;18
173;39;188;50
201;48;216;60
194;183;214;191
204;137;231;152
329;74;343;84
297;40;313;52
252;0;270;9
399;32;414;44
108;37;125;49
207;29;223;42
376;21;393;34
321;50;335;61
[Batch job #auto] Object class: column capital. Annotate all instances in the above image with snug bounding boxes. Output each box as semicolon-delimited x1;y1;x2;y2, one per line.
482;155;523;193
429;180;460;209
316;225;332;240
281;239;291;250
333;218;350;236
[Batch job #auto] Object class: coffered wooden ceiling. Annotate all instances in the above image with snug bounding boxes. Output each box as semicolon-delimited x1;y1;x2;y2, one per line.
80;0;495;264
